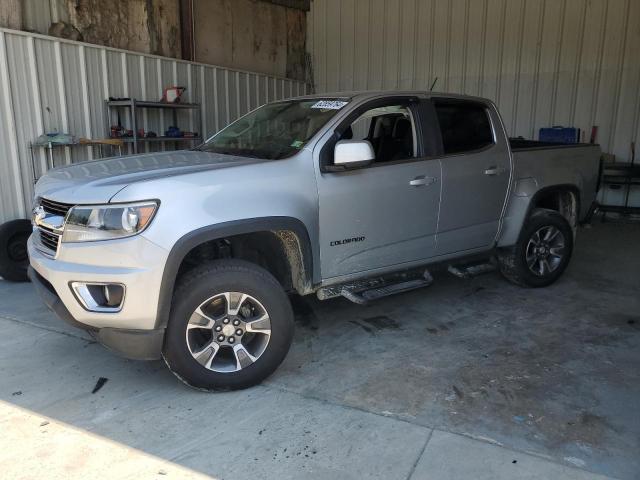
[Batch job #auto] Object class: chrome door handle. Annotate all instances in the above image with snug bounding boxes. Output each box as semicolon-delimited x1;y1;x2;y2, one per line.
409;176;437;186
484;166;505;176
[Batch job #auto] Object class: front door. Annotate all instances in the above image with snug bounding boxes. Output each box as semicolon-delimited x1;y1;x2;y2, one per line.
315;98;442;280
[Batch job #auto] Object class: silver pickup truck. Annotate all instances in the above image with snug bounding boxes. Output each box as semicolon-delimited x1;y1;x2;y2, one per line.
27;91;600;390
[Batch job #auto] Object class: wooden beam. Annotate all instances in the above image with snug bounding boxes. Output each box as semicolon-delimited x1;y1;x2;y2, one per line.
179;0;194;61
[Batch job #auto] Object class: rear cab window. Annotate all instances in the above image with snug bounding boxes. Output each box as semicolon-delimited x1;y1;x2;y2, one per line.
432;99;495;155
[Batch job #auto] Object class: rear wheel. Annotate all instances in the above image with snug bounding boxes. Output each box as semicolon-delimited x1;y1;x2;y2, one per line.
497;208;573;288
162;259;294;391
0;219;32;282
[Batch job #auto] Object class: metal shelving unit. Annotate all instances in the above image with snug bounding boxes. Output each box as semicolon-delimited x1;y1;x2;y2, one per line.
599;163;640;216
105;99;202;153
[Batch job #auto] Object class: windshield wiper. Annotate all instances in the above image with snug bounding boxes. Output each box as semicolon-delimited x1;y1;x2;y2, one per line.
199;147;278;159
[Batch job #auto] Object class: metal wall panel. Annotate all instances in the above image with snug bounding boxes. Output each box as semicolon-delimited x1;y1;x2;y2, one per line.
0;28;309;223
308;0;640;165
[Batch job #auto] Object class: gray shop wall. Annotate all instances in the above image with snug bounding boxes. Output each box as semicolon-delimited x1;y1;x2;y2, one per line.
308;0;640;165
0;28;309;223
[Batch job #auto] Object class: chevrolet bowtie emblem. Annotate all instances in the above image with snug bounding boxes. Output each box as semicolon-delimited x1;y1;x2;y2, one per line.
33;205;46;223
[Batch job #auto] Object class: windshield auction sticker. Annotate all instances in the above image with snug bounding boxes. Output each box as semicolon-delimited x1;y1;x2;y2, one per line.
311;100;348;110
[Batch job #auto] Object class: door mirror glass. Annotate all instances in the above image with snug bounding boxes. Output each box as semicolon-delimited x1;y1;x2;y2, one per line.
333;140;375;169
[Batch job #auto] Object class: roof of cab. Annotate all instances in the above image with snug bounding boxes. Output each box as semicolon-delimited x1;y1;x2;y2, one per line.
289;90;492;104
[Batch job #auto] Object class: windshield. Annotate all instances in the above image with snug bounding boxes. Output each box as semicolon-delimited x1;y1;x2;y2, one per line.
197;99;349;160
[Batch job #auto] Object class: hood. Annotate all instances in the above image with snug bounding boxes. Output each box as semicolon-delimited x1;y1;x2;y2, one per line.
35;150;265;204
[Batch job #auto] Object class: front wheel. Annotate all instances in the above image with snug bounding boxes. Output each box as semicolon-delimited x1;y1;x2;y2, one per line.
497;208;574;288
163;259;294;391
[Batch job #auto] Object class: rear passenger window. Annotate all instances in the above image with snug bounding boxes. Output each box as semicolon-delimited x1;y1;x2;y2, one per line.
433;101;494;155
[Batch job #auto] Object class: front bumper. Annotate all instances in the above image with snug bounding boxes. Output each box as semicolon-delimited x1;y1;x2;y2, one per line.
28;234;168;329
28;266;164;360
27;234;170;360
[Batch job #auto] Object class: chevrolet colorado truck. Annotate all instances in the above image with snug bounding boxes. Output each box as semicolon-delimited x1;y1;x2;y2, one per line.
27;91;601;390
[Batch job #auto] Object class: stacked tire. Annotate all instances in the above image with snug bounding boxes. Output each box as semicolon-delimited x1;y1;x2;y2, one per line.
0;219;32;282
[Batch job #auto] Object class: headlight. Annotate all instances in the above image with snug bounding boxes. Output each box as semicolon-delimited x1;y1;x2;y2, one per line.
62;201;158;243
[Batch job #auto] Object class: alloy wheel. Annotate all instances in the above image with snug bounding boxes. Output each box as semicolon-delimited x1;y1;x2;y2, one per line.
525;225;566;277
185;292;272;373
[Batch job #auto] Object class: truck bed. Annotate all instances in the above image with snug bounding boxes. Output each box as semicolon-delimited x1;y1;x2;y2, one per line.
510;140;601;221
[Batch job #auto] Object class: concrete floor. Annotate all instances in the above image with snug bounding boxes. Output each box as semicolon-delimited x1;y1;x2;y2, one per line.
0;221;638;480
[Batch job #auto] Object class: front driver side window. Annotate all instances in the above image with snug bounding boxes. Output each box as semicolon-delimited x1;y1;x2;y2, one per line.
339;105;416;163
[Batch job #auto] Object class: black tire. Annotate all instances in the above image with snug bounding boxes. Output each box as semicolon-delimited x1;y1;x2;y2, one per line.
497;208;574;288
0;219;32;282
162;259;294;391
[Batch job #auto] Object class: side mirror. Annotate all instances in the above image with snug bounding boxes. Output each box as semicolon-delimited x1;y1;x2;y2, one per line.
330;140;375;170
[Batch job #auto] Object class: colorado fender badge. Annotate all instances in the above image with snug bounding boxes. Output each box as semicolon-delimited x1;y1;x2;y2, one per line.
330;236;365;247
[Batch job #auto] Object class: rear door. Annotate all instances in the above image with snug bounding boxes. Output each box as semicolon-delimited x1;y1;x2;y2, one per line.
431;98;511;255
315;96;442;280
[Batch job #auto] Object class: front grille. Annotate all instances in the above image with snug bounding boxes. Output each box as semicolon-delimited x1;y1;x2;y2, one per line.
40;197;72;217
34;197;72;257
38;225;61;253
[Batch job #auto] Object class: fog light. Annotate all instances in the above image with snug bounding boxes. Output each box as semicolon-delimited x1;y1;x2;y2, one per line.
103;284;124;307
70;282;125;312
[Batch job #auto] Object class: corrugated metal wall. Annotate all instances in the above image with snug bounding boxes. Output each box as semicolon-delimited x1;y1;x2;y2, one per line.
308;0;640;163
0;28;308;223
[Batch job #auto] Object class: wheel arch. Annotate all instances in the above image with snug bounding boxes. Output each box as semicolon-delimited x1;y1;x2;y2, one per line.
498;183;581;248
155;217;314;329
528;184;581;229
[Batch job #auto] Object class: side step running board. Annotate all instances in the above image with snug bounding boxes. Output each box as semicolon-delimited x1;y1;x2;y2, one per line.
317;269;433;305
447;261;496;279
341;276;433;305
